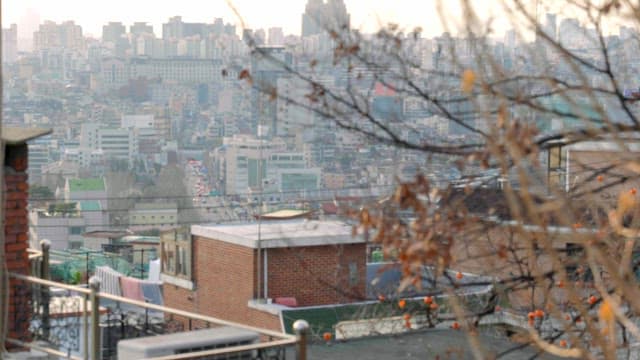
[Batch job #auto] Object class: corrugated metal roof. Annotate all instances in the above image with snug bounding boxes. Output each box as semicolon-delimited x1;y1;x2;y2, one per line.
2;127;52;145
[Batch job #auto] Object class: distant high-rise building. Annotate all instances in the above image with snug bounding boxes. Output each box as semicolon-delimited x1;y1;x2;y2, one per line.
162;16;210;40
325;0;350;31
254;29;266;46
224;24;236;36
251;47;292;136
130;22;154;36
302;0;324;37
2;24;18;63
213;18;224;35
242;29;254;44
163;16;184;40
558;18;582;49
33;20;84;51
301;0;350;37
268;27;284;46
620;26;636;41
102;22;126;43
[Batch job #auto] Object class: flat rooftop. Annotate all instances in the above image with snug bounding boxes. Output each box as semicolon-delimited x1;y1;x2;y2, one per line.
191;220;363;249
2;127;52;145
68;178;106;192
303;328;563;359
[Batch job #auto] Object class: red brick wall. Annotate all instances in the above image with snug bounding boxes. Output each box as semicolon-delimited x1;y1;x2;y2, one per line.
164;236;367;331
4;143;31;348
266;244;366;306
164;236;281;331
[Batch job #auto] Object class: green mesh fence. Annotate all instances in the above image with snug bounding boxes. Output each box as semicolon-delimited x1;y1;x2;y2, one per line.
49;248;132;284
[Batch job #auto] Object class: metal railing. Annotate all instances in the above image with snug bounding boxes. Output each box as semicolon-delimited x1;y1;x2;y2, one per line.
5;241;309;360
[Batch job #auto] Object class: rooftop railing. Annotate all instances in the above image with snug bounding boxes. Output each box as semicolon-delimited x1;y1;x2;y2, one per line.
6;241;308;360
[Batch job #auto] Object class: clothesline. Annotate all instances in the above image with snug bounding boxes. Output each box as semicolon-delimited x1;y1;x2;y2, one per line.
95;265;163;306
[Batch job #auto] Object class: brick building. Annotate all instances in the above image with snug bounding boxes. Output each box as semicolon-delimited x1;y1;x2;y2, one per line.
547;138;640;200
162;220;366;331
1;127;52;349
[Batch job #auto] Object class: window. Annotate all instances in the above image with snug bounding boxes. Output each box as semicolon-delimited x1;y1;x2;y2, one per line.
70;226;85;235
69;241;83;249
349;262;359;286
565;243;593;282
160;227;192;280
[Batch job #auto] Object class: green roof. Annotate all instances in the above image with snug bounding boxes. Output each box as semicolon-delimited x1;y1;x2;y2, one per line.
69;178;106;192
79;200;101;211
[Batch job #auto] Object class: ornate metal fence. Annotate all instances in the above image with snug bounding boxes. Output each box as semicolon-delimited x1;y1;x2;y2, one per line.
6;271;305;360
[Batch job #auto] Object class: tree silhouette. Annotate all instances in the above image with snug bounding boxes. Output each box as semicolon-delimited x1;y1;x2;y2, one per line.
236;1;640;358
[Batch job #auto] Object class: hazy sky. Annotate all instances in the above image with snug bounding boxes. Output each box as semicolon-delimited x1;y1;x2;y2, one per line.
3;0;515;38
2;0;628;41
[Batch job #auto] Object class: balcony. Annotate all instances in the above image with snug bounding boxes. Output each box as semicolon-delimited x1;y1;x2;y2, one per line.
4;249;308;360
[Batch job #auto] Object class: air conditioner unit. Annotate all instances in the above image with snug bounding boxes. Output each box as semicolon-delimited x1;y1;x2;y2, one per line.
117;326;260;359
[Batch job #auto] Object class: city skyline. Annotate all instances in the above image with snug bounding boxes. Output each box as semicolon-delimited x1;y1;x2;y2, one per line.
5;0;523;40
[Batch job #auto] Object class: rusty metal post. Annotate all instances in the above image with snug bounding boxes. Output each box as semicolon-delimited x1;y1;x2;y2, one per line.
293;319;309;360
89;276;101;360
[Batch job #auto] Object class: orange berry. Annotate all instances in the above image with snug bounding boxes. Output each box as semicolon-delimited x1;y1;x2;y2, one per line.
398;299;406;309
404;320;412;329
423;296;433;304
323;332;332;342
631;188;638;195
588;295;597;305
403;313;411;321
535;309;545;318
495;305;502;312
456;271;463;280
557;280;564;288
528;312;536;320
565;314;571;321
378;294;386;302
597;175;603;182
451;322;460;330
559;340;567;348
573;222;583;229
429;302;438;310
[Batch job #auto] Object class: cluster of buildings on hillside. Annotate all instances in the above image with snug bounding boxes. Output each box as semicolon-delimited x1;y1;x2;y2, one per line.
6;126;640;359
2;2;640;354
2;1;640;264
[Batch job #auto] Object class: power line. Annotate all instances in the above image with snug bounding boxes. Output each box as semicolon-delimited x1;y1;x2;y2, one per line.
27;195;375;229
23;184;396;202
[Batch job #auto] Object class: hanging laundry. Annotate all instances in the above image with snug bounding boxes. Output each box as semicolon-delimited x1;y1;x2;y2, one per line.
141;281;163;306
95;266;123;296
120;276;144;302
147;259;161;282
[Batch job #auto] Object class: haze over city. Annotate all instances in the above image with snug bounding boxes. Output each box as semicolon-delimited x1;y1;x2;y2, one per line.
4;0;552;41
2;0;640;359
